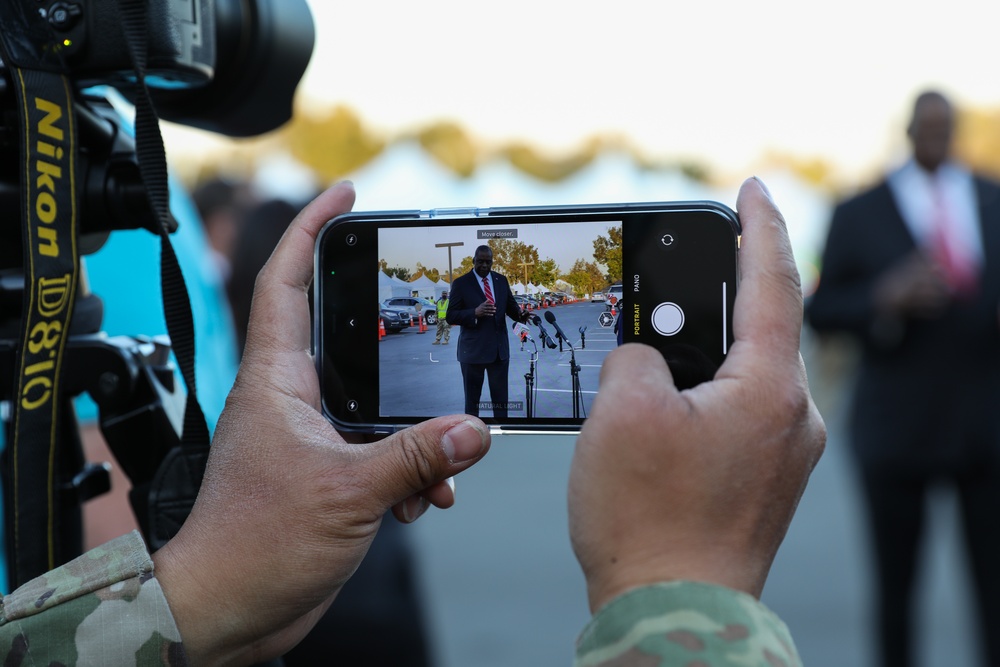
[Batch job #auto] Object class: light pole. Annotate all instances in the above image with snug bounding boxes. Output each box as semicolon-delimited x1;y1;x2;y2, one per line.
518;260;535;293
435;241;464;286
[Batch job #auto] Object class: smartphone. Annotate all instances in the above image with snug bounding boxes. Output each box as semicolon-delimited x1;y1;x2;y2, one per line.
314;201;740;434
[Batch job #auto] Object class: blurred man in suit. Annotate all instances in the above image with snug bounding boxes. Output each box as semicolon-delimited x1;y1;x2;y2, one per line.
446;245;529;419
808;91;1000;667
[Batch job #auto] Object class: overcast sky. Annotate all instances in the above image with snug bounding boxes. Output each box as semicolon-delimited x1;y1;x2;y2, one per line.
300;1;1000;181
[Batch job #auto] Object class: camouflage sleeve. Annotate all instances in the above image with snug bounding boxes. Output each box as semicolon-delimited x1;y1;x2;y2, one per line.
0;530;188;666
574;581;801;667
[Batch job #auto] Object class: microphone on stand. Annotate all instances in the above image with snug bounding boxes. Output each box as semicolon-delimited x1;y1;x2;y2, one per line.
544;310;571;344
513;322;533;351
530;314;558;349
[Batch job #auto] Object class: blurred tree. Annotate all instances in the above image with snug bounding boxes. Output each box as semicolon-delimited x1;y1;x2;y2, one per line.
487;239;540;282
955;107;1000;182
503;139;598;182
455;256;474;278
384;266;412;281
593;226;622;283
533;258;559;288
414;263;441;281
286;106;385;181
418;122;478;178
760;151;837;190
565;259;606;296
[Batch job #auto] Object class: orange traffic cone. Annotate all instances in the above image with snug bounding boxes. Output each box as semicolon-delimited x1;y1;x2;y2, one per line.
418;314;428;333
378;318;386;340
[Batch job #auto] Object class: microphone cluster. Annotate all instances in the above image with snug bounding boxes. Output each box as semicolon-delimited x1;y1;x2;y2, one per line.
529;314;558;349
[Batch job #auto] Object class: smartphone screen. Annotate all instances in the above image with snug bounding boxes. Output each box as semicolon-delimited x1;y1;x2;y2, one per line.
315;202;739;434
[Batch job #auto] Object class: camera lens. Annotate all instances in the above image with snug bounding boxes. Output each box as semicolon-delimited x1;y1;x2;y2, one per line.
149;0;315;137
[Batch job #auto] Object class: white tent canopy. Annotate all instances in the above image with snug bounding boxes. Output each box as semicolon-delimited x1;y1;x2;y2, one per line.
433;277;450;300
378;271;412;302
408;274;439;299
510;281;526;295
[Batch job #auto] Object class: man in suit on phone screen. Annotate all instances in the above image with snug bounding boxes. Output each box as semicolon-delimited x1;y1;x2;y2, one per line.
446;245;529;419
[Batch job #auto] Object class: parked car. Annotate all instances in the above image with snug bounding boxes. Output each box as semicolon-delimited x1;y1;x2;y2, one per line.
591;291;605;302
381;296;437;325
516;294;540;310
539;292;559;306
605;283;623;310
379;302;412;332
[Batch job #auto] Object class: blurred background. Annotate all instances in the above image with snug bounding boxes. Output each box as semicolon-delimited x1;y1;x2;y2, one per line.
156;1;1000;665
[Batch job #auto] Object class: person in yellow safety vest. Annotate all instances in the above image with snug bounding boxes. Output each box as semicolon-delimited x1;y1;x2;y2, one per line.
432;291;451;344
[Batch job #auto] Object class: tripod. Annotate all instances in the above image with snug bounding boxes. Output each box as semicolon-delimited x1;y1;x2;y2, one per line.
567;345;584;419
522;338;539;418
548;328;585;419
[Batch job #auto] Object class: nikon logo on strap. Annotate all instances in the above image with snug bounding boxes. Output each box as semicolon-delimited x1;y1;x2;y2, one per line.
7;67;81;586
19;95;75;414
33;98;68;259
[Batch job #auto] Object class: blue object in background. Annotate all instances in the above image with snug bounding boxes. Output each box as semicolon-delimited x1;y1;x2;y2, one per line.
73;174;239;427
0;173;240;590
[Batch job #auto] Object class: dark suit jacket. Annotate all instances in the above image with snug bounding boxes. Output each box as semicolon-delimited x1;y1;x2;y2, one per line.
807;176;1000;472
446;270;522;365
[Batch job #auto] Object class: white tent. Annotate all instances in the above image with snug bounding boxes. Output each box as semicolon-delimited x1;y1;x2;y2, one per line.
408;274;438;299
434;277;450;300
378;271;412;302
510;281;526;295
390;274;414;295
526;283;541;294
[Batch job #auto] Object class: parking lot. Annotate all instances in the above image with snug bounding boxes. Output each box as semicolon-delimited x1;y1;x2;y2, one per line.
378;301;617;419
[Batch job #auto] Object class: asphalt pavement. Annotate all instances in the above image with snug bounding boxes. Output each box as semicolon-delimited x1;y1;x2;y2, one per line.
379;301;616;420
404;330;983;667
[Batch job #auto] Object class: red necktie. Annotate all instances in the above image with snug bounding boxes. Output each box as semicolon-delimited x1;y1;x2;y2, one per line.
930;185;978;295
482;276;494;304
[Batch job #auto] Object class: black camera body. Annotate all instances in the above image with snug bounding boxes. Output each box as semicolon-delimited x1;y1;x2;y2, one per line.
39;0;214;87
0;0;314;270
0;0;315;586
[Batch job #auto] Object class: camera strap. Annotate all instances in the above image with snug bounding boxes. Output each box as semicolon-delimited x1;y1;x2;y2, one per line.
114;0;212;550
0;4;83;587
0;0;214;589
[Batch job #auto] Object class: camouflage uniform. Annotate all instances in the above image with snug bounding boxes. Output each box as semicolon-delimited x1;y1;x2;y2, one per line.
575;581;801;667
0;534;799;666
0;531;186;666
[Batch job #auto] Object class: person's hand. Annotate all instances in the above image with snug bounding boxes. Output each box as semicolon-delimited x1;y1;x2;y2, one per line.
568;177;826;612
152;181;490;666
872;250;950;319
475;301;497;318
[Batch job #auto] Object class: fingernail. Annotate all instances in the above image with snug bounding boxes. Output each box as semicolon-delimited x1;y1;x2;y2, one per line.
402;495;429;523
446;476;456;496
442;420;486;463
752;175;774;200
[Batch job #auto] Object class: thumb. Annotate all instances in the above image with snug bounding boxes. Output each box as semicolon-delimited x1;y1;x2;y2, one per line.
364;415;491;512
